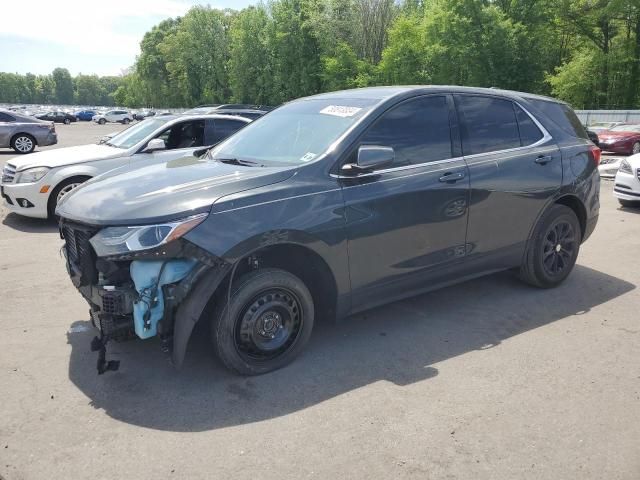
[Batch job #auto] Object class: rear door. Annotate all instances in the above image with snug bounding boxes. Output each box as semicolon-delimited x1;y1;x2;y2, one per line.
339;95;470;311
454;94;561;268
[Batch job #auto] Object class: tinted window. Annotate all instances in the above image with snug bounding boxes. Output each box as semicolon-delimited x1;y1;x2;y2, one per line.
360;96;452;167
0;112;15;122
214;119;247;142
526;99;588;139
157;120;205;149
515;105;543;146
456;95;520;155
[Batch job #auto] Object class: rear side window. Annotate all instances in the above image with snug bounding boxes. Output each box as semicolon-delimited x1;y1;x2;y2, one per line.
214;119;247;142
361;95;452;167
514;105;543;146
0;112;15;122
456;95;520;155
526;99;588;139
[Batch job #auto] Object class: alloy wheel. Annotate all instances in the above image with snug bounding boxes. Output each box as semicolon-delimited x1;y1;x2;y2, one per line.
542;220;576;277
14;136;33;153
56;182;82;204
632;142;640;155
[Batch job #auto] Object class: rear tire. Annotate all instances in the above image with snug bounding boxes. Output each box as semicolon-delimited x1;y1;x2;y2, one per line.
211;268;314;375
519;204;582;288
98;118;106;125
123;118;130;125
619;199;639;208
632;142;640;155
11;134;36;154
64;118;71;125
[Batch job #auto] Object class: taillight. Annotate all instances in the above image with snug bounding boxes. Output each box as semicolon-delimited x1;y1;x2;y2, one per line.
589;145;601;166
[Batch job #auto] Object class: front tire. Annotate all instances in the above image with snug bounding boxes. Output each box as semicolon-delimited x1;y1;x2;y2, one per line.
211;268;314;375
98;118;106;125
632;142;640;155
519;204;582;288
47;177;90;218
64;118;71;125
11;134;36;154
122;118;130;124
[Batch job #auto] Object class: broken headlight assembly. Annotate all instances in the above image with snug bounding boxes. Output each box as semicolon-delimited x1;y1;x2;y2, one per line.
89;213;208;257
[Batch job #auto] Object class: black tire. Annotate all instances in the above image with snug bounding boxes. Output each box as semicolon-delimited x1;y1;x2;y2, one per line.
211;268;314;375
632;142;640;155
619;199;639;208
99;118;106;125
519;204;582;288
10;133;36;154
123;118;130;124
47;176;90;219
64;118;71;125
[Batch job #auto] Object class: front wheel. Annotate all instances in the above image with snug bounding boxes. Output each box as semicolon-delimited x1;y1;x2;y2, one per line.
122;118;130;124
47;177;90;218
211;268;314;375
64;118;71;125
98;118;106;125
519;204;582;288
632;142;640;155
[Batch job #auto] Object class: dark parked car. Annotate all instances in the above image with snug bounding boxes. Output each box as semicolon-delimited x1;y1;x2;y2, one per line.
597;124;640;155
36;111;77;124
184;104;274;119
56;86;600;375
0;109;57;153
586;128;599;146
134;110;156;121
75;110;97;121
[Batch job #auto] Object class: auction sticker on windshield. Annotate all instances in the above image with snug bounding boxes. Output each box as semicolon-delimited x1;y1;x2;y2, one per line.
319;105;362;117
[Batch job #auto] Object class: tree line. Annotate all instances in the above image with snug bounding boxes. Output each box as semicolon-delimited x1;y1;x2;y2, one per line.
0;68;122;106
3;0;640;110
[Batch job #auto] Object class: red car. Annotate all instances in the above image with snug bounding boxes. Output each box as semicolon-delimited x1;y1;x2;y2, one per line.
597;124;640;155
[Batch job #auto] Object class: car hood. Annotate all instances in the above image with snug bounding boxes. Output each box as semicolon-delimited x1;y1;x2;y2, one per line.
56;156;296;225
599;131;640;140
10;144;124;170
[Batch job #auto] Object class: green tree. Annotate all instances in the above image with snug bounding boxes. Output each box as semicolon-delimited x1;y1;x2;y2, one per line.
52;67;74;104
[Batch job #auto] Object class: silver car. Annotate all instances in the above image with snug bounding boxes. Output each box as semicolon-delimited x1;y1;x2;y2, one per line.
0;109;58;154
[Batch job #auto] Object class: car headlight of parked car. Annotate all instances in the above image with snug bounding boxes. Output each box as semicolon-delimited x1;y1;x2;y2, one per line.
89;213;208;257
15;167;50;183
619;159;633;175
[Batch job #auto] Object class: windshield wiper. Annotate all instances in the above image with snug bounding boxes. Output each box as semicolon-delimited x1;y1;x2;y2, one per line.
215;157;263;167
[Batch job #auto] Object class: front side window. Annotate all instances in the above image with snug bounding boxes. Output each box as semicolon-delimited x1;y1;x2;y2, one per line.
106;118;172;149
456;95;521;155
156;120;205;149
359;95;452;167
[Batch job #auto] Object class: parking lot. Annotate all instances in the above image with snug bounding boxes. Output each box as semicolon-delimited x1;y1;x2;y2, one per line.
1;122;639;479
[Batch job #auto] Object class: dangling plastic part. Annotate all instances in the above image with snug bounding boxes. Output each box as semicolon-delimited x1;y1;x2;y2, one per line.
90;335;120;374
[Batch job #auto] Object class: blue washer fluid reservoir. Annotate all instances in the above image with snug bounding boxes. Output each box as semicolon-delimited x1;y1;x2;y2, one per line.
130;259;198;339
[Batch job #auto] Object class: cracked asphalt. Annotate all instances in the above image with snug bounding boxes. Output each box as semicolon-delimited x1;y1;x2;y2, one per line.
1;122;639;479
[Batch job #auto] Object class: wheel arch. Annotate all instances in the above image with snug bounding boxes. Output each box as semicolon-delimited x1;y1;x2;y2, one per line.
11;132;38;146
554;194;587;240
46;173;93;217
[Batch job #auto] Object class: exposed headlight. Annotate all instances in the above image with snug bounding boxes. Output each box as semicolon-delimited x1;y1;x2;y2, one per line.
619;159;633;175
89;213;208;257
16;167;50;183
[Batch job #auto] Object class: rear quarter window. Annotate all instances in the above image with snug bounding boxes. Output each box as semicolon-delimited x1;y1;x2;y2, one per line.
526;99;588;140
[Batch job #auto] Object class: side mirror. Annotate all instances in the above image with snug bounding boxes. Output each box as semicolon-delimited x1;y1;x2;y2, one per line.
144;138;166;153
341;145;394;174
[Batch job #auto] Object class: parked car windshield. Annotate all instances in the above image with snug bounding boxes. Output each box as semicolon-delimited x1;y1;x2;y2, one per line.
105;118;172;149
609;124;640;132
209;98;377;165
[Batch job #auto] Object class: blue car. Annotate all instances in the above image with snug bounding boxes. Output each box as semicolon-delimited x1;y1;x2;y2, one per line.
74;110;97;121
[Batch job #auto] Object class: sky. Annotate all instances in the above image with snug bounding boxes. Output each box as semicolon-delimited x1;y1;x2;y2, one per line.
0;0;256;77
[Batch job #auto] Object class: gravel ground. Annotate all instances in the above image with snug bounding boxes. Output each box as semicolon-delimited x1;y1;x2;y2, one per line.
0;122;639;480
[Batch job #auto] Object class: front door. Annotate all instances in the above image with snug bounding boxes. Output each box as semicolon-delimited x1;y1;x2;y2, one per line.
339;95;470;312
133;119;207;168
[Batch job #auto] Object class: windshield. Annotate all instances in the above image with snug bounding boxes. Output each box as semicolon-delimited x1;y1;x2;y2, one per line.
209;98;378;165
106;118;172;149
609;124;640;133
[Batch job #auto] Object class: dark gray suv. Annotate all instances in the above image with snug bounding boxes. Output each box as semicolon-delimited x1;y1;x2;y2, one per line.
56;86;600;375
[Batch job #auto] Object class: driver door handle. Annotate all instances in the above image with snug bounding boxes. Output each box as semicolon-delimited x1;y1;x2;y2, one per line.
439;171;466;183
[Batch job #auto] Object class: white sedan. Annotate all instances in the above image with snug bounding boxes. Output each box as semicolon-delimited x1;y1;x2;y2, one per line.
613;155;640;207
1;114;250;219
598;156;625;178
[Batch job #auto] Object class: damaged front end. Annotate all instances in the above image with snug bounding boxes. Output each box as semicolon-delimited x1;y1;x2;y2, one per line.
59;214;229;374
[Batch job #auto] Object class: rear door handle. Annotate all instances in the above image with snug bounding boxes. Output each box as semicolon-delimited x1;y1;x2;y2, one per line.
439;171;466;183
535;155;554;165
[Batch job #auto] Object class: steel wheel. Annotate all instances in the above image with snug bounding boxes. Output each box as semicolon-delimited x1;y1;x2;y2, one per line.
235;288;303;361
632;142;640;155
542;220;577;277
56;182;82;204
13;135;34;153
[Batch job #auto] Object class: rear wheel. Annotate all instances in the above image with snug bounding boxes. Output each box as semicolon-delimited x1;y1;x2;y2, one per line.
122;118;130;125
211;268;314;375
64;118;71;125
632;142;640;155
11;134;36;154
47;176;90;218
519;204;582;288
98;118;106;125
